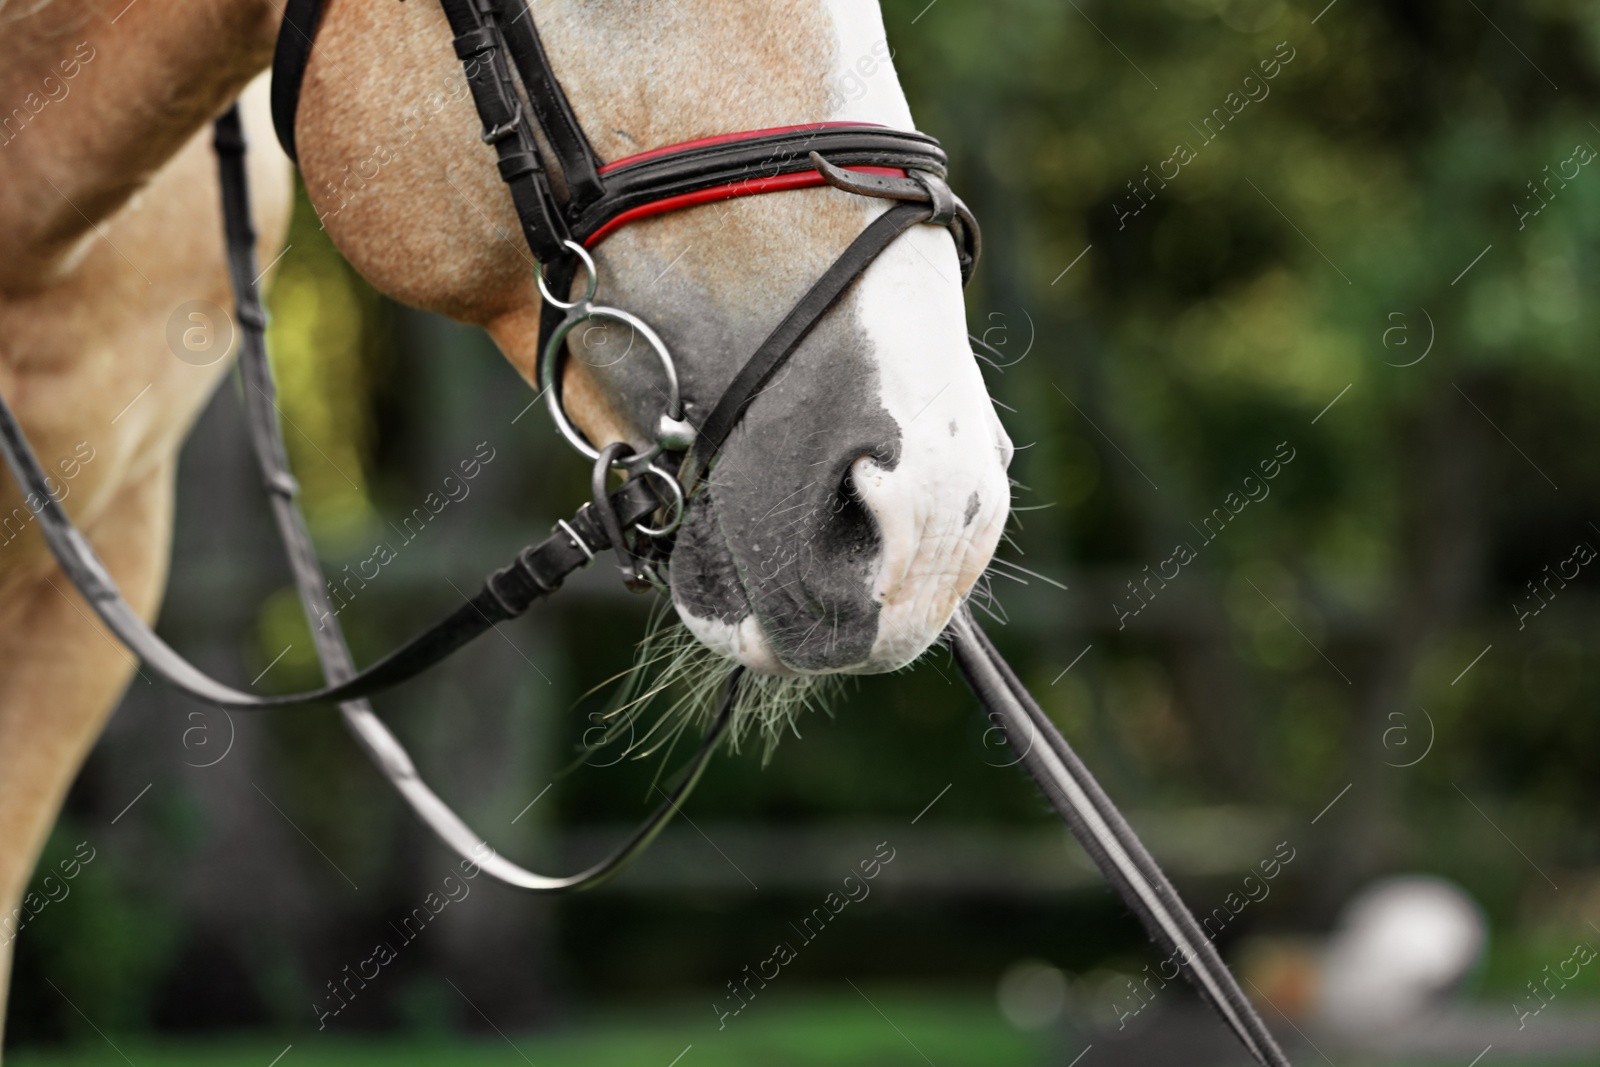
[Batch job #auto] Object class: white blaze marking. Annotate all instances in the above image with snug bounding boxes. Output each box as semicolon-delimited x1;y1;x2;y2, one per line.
822;0;915;127
849;228;1012;670
828;0;1011;671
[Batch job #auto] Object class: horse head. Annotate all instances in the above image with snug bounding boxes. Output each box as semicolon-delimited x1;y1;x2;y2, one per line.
293;0;1012;677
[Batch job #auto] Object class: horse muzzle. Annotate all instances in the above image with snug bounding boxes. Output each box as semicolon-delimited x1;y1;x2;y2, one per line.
669;336;1013;677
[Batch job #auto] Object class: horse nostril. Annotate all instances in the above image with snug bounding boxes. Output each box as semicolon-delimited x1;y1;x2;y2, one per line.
823;459;880;559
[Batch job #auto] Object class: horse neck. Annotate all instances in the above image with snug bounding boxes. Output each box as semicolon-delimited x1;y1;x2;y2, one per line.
0;0;278;292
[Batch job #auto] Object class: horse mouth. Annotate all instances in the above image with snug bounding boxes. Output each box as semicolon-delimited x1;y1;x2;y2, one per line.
667;450;1010;678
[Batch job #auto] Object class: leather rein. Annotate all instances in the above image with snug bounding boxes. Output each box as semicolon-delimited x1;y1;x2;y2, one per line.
0;3;1289;1061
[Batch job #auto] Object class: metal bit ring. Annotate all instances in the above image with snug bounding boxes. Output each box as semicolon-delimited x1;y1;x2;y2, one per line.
632;462;686;538
537;242;696;465
535;239;599;310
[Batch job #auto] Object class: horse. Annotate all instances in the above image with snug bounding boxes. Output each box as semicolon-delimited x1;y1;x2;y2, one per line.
0;0;1012;1038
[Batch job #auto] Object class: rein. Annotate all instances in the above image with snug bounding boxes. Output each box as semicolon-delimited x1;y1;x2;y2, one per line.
0;3;1290;1061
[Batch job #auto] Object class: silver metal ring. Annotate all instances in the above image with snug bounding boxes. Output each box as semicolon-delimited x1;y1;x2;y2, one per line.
536;240;599;310
540;304;691;465
632;463;686;538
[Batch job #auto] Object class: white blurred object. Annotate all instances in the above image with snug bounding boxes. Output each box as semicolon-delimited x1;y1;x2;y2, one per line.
1317;875;1488;1033
997;958;1069;1030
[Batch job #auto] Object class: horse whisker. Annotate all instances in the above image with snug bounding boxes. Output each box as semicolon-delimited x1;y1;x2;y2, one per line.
579;606;845;766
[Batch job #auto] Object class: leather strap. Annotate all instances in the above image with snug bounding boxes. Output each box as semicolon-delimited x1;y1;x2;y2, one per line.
678;200;931;497
0;109;665;711
272;0;594;264
529;128;971;406
809;152;979;281
268;0;325;165
492;0;604;211
229;100;734;894
437;0;573;261
0;370;662;710
6;104;747;895
948;608;1292;1067
583;127;943;219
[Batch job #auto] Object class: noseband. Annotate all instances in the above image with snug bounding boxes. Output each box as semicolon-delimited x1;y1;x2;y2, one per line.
0;4;1288;1062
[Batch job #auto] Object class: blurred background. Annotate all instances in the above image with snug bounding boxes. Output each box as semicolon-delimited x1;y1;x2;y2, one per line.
8;0;1600;1063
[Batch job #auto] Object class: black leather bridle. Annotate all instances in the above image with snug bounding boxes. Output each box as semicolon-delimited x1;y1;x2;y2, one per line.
0;3;1289;1061
275;0;980;503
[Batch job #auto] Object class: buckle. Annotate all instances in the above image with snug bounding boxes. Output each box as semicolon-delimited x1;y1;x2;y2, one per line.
481;101;523;145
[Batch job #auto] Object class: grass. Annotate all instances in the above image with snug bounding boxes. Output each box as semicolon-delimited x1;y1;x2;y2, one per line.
7;990;1050;1067
11;989;1599;1067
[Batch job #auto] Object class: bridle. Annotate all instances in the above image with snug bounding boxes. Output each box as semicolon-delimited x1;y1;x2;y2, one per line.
275;0;979;513
0;3;1289;1062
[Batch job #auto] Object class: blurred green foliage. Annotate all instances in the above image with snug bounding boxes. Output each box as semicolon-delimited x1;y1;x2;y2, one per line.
10;992;1041;1066
887;0;1600;889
